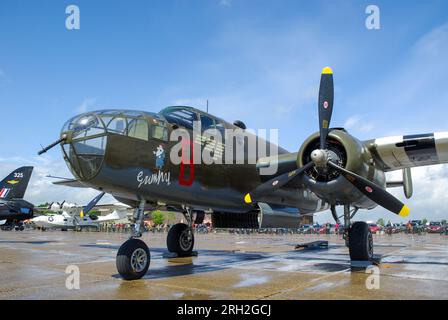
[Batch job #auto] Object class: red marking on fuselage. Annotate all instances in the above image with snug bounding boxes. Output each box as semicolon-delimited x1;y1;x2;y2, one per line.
179;139;195;186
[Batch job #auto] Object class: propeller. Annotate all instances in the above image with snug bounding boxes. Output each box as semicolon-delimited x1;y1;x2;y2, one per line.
318;67;334;149
244;67;410;218
244;162;314;203
80;192;105;218
327;161;409;217
56;200;66;209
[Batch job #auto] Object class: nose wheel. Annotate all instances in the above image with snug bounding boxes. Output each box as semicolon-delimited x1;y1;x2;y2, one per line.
116;200;151;280
116;238;150;280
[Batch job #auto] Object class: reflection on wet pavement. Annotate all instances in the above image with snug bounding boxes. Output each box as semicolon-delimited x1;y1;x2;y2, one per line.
0;230;447;299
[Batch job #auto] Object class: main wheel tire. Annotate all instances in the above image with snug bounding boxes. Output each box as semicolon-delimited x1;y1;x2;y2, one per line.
349;221;373;261
167;223;194;256
116;238;150;280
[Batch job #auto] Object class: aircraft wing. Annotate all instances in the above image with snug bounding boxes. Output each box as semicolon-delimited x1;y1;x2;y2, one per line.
365;132;448;172
52;179;90;188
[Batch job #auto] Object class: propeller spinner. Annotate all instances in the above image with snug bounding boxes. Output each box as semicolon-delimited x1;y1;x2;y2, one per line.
245;67;410;217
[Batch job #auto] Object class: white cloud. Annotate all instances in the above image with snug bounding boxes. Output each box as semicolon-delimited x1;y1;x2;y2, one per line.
0;156;114;206
343;115;374;133
344;22;448;136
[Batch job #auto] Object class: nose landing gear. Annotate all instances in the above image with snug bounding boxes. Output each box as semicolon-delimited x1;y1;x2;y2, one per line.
116;200;151;280
116;238;151;280
116;204;197;280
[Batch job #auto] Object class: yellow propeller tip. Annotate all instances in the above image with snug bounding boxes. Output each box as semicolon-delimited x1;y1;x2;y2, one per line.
322;66;333;74
399;205;410;217
244;193;252;204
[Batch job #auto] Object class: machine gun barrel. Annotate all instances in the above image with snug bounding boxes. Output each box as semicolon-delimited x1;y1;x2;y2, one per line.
38;135;67;155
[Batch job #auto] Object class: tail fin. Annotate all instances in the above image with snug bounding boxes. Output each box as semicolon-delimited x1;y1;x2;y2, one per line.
98;209;127;222
0;166;33;200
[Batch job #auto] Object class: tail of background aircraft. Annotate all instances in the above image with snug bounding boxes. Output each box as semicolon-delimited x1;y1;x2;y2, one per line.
97;209;128;223
0;167;33;200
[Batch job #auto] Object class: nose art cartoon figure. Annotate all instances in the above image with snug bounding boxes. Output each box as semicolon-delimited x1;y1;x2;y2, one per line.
153;145;165;170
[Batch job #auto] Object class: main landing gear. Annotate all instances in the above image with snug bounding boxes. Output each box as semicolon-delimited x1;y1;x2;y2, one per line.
116;202;196;280
333;204;374;262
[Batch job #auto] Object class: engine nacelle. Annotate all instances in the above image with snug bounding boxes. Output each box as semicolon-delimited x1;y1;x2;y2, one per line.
211;203;301;229
257;203;301;228
297;129;386;208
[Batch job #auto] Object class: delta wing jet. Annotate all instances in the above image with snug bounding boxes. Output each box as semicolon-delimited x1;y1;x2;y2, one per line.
0;167;34;231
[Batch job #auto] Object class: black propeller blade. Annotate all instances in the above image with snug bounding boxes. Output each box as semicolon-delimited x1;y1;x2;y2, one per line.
244;162;314;204
318;67;334;149
327;161;409;217
81;192;105;218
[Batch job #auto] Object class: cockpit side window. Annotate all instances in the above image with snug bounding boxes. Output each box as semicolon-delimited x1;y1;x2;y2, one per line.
127;118;149;141
215;120;226;137
151;124;168;141
161;108;197;130
107;117;127;134
200;115;215;132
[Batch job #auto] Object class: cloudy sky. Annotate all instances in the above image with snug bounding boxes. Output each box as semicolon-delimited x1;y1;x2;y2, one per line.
1;0;448;223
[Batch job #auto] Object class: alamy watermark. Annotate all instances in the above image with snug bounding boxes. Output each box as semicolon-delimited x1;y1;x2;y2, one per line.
365;5;381;30
168;122;279;175
365;265;380;290
66;5;80;30
65;265;80;290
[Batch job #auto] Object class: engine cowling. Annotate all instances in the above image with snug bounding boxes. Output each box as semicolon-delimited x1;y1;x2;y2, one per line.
297;129;386;209
211;203;301;229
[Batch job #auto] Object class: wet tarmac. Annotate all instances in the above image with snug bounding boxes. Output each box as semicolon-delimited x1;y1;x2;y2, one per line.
1;230;448;299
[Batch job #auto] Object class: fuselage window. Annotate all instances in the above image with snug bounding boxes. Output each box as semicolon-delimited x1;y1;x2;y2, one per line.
127;119;149;141
215;121;226;137
107;117;127;135
152;125;168;141
200;115;215;131
162;109;197;130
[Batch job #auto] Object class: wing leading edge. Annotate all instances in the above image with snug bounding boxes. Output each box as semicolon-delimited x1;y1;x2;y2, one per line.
366;132;448;172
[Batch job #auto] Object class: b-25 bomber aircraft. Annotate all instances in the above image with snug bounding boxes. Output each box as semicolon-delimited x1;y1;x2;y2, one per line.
39;67;448;280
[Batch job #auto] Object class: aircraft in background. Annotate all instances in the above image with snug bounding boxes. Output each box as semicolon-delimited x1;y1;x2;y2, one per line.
31;207;128;231
39;67;448;280
0;167;34;231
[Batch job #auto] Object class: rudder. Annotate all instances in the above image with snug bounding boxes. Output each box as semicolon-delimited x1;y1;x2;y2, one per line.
0;166;33;200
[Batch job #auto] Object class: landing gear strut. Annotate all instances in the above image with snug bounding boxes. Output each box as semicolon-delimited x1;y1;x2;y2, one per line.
116;200;151;280
334;205;373;262
167;208;195;257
